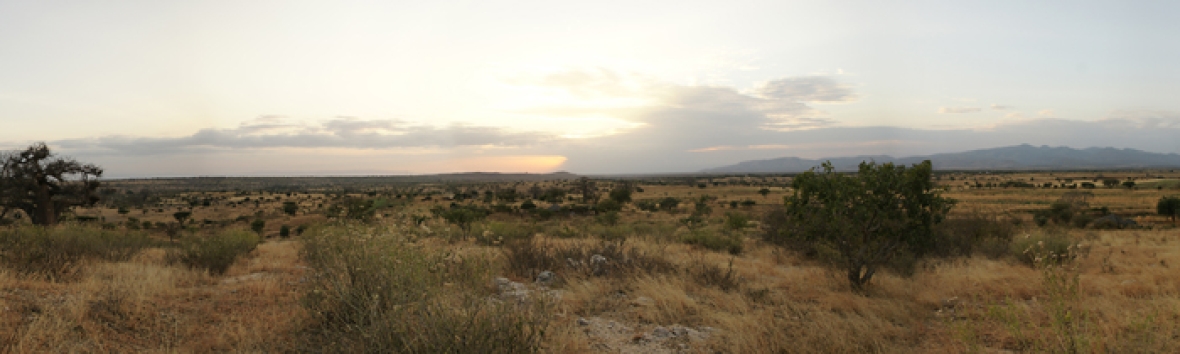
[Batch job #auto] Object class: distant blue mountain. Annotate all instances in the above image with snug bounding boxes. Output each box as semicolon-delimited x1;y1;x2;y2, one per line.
702;144;1180;173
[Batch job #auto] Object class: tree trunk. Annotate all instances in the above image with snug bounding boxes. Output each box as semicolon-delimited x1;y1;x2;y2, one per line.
33;184;56;225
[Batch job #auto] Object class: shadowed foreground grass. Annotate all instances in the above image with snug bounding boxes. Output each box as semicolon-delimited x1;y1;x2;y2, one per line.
2;218;1178;353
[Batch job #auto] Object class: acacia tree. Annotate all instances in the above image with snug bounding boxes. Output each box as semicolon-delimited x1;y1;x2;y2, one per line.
772;160;953;291
0;143;103;225
574;177;598;203
1158;196;1180;224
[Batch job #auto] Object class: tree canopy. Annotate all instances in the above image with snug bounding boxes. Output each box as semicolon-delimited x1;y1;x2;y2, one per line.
771;160;953;291
1;143;103;225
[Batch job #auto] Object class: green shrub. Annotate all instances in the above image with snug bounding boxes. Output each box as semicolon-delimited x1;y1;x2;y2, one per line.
300;223;549;353
596;199;622;213
681;229;744;255
0;225;155;279
168;229;260;274
474;221;534;246
724;212;750;231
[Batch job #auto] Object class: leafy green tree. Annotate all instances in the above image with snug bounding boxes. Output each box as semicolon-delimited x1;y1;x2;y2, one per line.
772;160;953;291
1158;196;1180;223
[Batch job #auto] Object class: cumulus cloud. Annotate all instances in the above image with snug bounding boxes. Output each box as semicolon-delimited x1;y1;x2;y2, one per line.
53;116;555;155
990;104;1011;110
1038;109;1056;117
939;106;982;114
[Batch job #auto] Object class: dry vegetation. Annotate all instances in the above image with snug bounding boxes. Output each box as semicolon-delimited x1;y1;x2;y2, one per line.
2;170;1180;353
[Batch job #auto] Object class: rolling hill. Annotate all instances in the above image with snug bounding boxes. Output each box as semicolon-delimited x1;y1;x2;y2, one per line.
703;144;1180;173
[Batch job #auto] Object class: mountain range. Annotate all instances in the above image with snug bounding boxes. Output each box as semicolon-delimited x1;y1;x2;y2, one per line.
702;144;1180;173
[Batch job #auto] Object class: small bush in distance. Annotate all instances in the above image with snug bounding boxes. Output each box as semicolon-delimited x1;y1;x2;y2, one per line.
168;229;260;275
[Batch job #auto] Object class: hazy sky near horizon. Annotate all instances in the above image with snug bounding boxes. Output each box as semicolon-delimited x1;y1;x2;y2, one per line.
2;1;1179;177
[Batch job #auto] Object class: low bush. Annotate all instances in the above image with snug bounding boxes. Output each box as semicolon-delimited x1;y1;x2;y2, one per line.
681;229;744;255
503;238;677;281
931;211;1018;259
474;221;535;246
167;229;260;274
300;223;549;353
1011;230;1083;267
689;256;742;291
0;225;155;279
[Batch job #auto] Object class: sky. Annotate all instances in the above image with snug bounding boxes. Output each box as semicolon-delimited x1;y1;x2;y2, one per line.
2;0;1179;177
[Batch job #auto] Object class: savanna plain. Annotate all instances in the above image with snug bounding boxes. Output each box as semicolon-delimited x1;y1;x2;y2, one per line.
3;170;1180;353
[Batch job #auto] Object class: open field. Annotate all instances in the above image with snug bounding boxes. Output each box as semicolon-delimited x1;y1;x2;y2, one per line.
3;170;1180;353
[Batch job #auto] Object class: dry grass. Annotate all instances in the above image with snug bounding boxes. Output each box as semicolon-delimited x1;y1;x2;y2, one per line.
0;239;306;353
4;173;1180;353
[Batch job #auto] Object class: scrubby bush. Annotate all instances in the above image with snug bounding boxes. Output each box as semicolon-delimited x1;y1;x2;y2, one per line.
931;211;1018;259
724;212;750;231
300;223;550;352
596;199;622;213
168;229;260;274
474;221;534;246
1011;230;1082;267
0;225;154;279
681;229;743;255
503;238;676;281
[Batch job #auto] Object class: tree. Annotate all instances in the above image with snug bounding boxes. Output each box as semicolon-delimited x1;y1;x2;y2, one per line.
0;142;103;225
608;182;633;204
771;160;953;291
574;177;598;203
251;219;266;235
282;201;298;216
1102;179;1120;188
1158;196;1180;224
758;188;771;198
173;211;192;224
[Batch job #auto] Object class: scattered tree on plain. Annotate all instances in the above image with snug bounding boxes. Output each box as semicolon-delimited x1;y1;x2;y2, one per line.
1159;196;1180;223
770;160;953;291
0;142;103;225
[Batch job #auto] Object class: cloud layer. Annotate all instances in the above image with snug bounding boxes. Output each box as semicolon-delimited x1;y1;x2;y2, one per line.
53;117;555;155
12;69;1180;176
